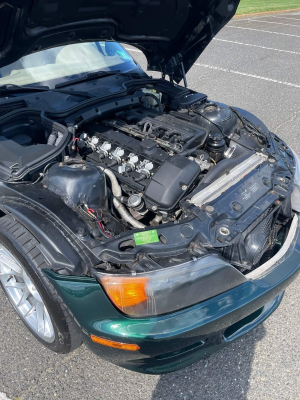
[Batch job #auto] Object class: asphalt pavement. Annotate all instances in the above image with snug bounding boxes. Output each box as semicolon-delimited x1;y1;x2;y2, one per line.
1;10;300;400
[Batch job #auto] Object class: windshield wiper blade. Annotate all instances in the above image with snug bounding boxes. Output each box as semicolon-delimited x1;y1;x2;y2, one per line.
0;84;49;93
55;70;122;89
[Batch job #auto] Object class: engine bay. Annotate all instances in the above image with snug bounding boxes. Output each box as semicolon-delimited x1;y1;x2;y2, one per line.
33;83;294;275
0;81;292;276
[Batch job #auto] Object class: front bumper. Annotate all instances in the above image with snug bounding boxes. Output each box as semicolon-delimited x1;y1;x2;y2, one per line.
44;215;300;374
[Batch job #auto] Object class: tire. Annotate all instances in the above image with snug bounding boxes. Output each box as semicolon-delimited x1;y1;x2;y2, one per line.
0;215;82;353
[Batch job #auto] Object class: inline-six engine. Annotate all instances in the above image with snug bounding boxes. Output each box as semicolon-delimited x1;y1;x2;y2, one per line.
83;109;207;213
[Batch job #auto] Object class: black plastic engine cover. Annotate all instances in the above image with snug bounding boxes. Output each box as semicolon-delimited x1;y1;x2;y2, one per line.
144;155;200;212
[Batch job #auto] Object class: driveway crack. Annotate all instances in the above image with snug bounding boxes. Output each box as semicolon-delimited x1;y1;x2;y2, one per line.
273;110;300;134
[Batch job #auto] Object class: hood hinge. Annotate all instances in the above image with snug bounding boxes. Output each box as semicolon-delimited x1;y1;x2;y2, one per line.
162;54;188;87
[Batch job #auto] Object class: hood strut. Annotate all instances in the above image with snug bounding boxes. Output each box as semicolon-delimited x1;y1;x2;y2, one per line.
181;62;188;87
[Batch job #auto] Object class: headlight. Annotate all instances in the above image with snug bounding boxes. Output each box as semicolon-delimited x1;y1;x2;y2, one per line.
291;150;300;212
97;254;246;317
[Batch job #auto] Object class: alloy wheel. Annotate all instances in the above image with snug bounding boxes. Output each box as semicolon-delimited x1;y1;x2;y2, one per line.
0;245;55;343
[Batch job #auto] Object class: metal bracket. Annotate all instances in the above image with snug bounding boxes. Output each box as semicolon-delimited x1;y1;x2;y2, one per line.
164;54;187;86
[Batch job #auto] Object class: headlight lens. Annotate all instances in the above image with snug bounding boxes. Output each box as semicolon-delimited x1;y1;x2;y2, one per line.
98;254;245;317
291;150;300;212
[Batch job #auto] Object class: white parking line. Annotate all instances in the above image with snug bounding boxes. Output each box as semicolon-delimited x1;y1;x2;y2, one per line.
226;25;300;38
271;15;300;21
249;18;300;28
195;63;300;89
214;38;300;56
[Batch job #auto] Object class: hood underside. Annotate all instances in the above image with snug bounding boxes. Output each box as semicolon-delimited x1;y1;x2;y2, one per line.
0;0;240;83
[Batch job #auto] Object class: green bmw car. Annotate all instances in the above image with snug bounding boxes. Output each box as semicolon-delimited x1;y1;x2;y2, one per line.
0;0;299;374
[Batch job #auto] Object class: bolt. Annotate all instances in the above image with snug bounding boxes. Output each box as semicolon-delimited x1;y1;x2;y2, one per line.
76;227;86;237
82;166;87;171
219;227;230;236
152;205;158;211
232;203;242;212
181;184;188;191
205;205;215;213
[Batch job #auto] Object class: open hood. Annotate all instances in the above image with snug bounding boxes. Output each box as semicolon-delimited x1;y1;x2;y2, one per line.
0;0;240;83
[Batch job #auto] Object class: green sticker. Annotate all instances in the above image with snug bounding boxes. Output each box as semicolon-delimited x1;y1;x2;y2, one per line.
134;230;159;246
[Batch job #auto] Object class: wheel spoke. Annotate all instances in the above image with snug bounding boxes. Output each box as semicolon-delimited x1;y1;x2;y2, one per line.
0;270;14;276
5;281;26;290
0;250;23;274
0;247;17;262
24;304;36;318
17;289;30;307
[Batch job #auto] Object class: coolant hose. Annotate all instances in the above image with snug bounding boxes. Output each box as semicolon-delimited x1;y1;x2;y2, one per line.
100;167;122;198
47;132;57;146
55;131;64;146
99;167;145;229
113;198;146;229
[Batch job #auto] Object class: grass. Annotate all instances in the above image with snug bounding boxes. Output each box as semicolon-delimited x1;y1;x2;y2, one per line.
236;0;300;15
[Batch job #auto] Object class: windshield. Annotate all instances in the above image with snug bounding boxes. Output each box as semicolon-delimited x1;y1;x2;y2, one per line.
0;42;138;89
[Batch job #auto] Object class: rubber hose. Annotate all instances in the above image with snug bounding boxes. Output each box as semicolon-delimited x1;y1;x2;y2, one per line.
113;198;145;229
55;131;64;146
47;132;57;146
99;167;145;229
99;167;122;198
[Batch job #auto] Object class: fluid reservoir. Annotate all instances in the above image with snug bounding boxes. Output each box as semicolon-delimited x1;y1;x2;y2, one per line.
43;161;107;210
206;133;226;163
142;84;162;106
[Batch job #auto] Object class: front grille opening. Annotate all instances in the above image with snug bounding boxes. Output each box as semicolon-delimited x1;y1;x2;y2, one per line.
155;339;206;361
224;307;264;340
245;217;292;275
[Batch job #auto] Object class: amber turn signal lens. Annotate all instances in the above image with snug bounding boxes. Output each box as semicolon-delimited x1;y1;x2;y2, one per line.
101;276;149;309
90;335;140;351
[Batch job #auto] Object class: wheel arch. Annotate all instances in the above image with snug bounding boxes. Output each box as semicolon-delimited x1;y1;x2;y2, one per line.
0;201;87;276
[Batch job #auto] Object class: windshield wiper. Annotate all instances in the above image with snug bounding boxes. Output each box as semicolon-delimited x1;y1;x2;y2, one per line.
0;84;49;93
55;70;122;89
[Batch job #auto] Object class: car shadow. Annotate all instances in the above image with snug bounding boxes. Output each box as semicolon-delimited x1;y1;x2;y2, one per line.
152;324;266;400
